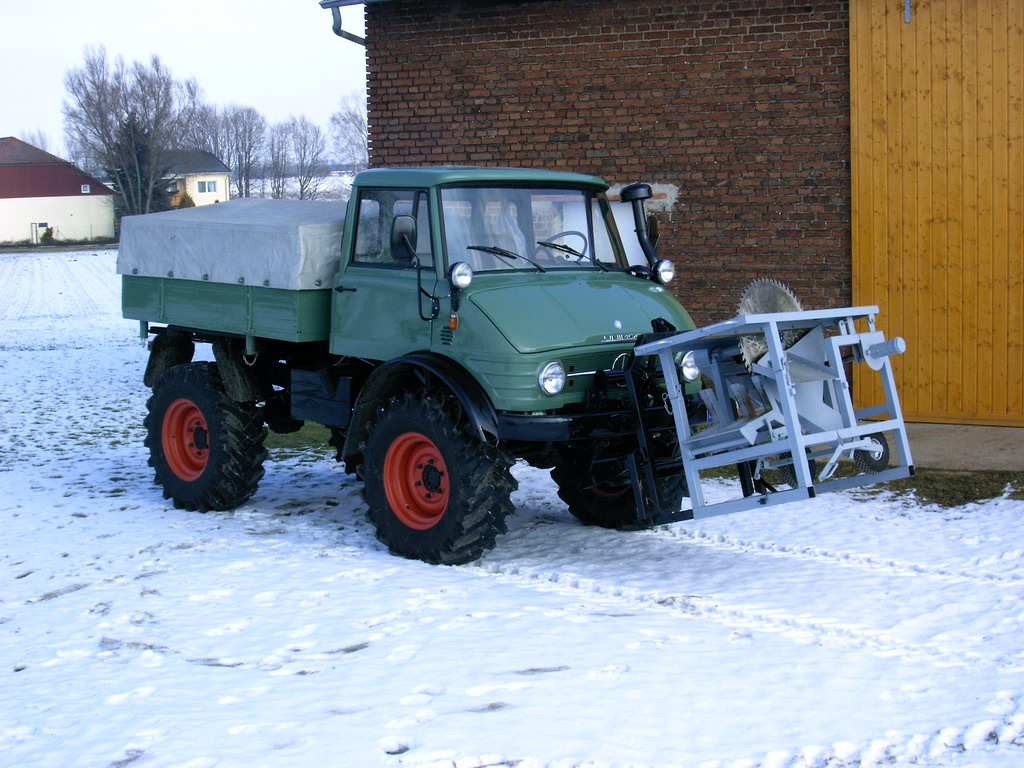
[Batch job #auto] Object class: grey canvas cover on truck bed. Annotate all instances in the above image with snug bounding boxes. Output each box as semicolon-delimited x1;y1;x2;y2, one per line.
117;198;347;290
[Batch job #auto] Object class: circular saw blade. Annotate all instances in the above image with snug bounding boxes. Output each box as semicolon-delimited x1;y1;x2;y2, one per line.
737;279;803;368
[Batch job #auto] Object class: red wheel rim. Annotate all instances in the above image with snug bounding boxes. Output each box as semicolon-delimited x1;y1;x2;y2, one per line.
383;431;449;530
591;483;631;499
162;398;209;481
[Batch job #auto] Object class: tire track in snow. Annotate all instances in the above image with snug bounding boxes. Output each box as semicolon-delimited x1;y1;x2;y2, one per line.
655;526;1024;587
469;560;1024;673
399;698;1024;768
0;249;133;351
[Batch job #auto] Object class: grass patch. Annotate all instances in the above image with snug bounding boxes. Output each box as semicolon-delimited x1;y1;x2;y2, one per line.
877;469;1024;508
264;423;333;459
700;461;1024;508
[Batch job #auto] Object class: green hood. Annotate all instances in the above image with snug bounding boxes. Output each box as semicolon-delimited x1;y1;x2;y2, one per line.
467;274;694;354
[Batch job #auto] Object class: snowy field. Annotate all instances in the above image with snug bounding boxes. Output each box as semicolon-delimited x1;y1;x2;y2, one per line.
2;248;1024;768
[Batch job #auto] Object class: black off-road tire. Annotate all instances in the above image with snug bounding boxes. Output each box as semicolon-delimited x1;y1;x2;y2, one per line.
551;455;686;530
145;362;268;511
362;392;516;565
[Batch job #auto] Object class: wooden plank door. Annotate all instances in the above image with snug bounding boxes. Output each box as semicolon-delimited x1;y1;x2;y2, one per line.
851;0;1023;425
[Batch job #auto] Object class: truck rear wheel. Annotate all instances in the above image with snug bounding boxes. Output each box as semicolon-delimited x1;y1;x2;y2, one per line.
551;455;686;530
145;362;267;511
363;392;515;564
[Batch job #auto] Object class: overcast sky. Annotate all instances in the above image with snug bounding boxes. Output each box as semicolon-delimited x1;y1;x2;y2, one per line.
2;0;367;156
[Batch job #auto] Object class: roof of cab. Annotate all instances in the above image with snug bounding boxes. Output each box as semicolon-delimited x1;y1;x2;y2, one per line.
352;166;609;191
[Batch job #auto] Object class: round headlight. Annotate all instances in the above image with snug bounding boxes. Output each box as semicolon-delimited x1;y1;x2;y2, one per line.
679;350;700;382
538;361;566;396
449;261;474;289
654;259;675;285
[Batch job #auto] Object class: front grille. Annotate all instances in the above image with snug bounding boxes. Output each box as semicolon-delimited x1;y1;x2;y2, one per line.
562;350;628;378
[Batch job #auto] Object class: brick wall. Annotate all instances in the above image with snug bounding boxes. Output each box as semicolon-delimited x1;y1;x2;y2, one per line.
366;0;851;324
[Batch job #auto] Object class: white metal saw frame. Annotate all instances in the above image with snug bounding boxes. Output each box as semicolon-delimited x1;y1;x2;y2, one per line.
634;306;914;518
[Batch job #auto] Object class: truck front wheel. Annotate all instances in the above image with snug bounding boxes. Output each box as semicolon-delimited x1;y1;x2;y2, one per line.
145;362;267;511
551;453;686;530
363;392;515;564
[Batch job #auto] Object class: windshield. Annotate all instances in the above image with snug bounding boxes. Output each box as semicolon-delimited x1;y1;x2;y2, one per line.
440;186;625;272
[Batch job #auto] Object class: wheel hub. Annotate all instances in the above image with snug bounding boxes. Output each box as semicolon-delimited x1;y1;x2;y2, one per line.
420;461;443;494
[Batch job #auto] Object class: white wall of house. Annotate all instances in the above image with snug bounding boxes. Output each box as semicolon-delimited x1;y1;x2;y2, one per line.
0;195;115;243
183;173;231;205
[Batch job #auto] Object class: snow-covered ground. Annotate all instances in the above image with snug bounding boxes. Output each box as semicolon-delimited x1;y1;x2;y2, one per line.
2;248;1024;768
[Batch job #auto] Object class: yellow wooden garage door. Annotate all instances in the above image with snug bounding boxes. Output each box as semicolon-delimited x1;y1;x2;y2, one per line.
851;0;1024;425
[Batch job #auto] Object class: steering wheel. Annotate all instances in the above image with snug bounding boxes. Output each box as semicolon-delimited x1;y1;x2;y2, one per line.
537;230;589;261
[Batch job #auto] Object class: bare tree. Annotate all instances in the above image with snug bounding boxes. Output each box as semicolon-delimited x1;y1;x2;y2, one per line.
259;118;329;200
329;92;369;171
223;106;267;198
180;103;266;199
181;103;226;159
62;48;118;176
63;46;201;215
265;122;291;200
289;116;329;201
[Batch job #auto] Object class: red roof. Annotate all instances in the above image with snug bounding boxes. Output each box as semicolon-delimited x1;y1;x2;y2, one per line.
0;136;112;200
0;136;68;165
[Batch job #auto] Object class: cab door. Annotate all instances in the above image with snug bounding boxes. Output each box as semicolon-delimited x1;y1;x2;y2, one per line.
330;188;438;360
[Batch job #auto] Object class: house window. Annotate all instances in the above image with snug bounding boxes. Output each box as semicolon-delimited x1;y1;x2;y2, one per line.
168;181;179;194
198;180;217;194
81;184;90;194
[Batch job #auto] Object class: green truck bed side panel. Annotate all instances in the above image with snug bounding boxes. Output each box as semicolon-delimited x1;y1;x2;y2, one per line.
122;275;331;342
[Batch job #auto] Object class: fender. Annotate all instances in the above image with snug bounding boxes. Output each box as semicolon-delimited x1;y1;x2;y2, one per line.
144;328;195;388
212;337;263;403
342;352;500;464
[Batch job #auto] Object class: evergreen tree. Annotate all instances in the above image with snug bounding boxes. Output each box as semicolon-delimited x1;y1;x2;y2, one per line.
107;113;172;215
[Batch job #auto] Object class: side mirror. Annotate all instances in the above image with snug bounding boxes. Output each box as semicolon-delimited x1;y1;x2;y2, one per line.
390;215;417;262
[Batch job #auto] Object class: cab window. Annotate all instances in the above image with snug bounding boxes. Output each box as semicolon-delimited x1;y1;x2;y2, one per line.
353;189;433;267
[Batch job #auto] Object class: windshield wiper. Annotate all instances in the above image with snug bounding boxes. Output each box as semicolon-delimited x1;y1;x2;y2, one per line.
536;240;609;271
467;245;546;273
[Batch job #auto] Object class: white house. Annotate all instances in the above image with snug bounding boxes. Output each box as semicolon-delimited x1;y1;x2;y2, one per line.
0;137;115;244
165;150;231;207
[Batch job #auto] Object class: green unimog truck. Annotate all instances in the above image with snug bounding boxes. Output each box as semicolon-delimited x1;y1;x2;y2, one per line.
119;166;704;564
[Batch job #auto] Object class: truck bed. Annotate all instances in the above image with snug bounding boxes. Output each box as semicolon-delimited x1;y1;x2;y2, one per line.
118;199;347;341
122;275;332;342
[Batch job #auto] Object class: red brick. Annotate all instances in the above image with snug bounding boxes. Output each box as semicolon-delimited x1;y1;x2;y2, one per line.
366;0;851;322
